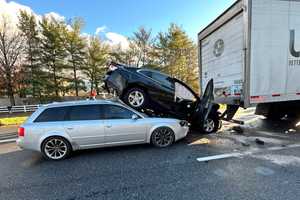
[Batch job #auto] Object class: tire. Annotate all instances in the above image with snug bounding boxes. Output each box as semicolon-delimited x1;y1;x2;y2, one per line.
265;111;284;120
123;87;147;110
202;116;220;134
41;136;72;161
151;127;175;148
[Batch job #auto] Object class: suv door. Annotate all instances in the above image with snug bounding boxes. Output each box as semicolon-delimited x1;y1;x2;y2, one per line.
139;70;175;112
195;79;214;121
103;105;147;144
63;105;105;147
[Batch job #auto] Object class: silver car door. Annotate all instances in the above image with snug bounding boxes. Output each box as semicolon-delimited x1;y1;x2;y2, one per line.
63;105;105;147
103;105;147;144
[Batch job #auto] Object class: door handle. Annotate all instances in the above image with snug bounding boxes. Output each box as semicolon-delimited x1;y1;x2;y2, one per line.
105;125;112;128
67;127;74;130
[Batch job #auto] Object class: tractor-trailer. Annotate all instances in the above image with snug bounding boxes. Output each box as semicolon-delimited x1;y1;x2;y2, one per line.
198;0;300;120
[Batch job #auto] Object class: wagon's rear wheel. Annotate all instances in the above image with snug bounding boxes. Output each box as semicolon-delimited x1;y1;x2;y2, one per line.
41;136;72;161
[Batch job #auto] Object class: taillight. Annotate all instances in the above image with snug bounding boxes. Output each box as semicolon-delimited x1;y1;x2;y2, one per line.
18;127;25;137
179;120;189;127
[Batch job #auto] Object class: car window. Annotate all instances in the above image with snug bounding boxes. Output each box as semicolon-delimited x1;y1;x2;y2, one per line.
34;107;69;122
175;82;197;102
104;105;135;119
139;70;152;78
67;105;102;121
139;70;174;88
151;71;174;88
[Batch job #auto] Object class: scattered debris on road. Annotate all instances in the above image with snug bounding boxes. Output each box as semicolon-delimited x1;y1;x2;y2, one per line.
255;138;265;145
232;126;244;134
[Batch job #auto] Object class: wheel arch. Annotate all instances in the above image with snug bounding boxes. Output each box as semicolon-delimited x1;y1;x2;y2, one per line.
147;124;176;143
121;83;149;99
39;132;74;152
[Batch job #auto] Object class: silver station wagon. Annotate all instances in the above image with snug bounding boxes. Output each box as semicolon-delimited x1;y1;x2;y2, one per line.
17;100;189;160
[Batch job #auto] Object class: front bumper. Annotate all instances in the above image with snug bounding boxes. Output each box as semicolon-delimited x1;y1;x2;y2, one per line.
176;126;189;141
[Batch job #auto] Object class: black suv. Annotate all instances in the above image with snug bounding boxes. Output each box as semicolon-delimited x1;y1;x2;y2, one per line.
104;62;220;133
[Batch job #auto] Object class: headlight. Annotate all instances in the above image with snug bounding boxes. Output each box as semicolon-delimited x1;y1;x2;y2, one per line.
109;65;118;72
179;120;189;127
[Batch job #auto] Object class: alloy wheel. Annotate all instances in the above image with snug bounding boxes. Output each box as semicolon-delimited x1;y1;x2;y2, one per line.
203;118;215;133
152;127;174;147
128;91;144;107
44;138;68;160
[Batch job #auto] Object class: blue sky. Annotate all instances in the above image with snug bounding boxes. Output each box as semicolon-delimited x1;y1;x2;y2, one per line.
11;0;236;40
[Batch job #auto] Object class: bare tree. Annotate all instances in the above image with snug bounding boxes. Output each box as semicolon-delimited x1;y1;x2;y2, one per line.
132;27;153;67
0;15;24;106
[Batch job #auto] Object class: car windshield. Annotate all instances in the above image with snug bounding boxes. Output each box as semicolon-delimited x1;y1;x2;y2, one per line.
174;81;197;102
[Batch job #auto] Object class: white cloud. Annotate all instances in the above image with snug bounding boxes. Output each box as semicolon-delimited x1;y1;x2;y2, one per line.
44;11;65;22
0;0;35;26
0;0;64;29
95;26;106;35
94;26;130;50
105;32;129;50
0;0;130;50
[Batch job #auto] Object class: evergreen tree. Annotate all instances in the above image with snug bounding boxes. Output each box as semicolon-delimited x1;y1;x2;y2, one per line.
18;10;44;99
155;24;199;91
39;17;68;97
84;36;109;94
64;18;86;96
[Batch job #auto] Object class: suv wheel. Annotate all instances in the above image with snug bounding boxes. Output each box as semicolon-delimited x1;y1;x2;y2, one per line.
202;117;219;134
41;136;72;161
123;88;147;109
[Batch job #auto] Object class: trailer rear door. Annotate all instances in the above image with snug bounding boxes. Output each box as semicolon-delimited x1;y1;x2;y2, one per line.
200;11;245;105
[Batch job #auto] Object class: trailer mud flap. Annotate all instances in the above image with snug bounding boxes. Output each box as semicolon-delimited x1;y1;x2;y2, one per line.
220;105;244;125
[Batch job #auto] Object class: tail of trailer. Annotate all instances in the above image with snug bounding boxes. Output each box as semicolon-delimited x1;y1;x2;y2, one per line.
198;0;300;120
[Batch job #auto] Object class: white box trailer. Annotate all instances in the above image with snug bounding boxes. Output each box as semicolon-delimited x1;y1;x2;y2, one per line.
198;0;300;120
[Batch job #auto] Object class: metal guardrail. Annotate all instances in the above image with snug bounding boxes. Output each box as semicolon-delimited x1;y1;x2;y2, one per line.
0;105;39;113
0;93;111;114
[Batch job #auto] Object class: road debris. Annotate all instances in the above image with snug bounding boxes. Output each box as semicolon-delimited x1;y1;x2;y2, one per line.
255;138;265;145
231;126;244;134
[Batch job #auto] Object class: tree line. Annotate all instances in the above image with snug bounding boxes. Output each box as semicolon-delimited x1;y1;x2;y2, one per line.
0;11;199;106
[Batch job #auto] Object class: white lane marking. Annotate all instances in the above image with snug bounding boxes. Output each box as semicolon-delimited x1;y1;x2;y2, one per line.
0;139;16;144
255;166;274;176
196;143;300;162
196;153;242;162
286;144;300;148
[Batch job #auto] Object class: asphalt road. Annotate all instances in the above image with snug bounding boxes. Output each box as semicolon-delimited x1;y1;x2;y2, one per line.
1;117;300;200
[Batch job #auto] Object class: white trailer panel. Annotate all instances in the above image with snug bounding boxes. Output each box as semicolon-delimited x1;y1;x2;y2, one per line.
201;12;244;103
198;0;300;108
250;0;300;104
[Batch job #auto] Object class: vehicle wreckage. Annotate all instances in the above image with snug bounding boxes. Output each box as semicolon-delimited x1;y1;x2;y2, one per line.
103;62;222;133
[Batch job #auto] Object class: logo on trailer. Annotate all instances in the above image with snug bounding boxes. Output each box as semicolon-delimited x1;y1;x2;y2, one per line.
289;30;300;66
213;39;224;57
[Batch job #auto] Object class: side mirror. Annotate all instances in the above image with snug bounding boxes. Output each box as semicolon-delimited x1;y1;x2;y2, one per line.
132;114;139;120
